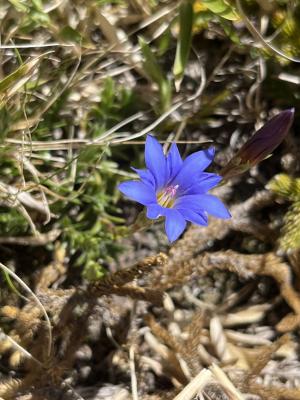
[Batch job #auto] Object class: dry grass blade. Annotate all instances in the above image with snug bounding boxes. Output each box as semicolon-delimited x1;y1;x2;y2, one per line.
0;329;42;367
129;345;139;400
0;263;52;358
144;331;189;386
210;317;231;362
235;334;290;395
221;304;271;327
173;369;212;400
210;364;245;400
0;54;45;104
145;314;182;353
235;0;300;63
0;229;61;246
244;383;300;400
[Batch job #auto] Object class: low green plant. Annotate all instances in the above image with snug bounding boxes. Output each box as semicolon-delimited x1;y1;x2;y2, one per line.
268;174;300;251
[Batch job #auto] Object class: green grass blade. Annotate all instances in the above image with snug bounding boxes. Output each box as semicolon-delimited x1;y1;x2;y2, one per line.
0;55;42;105
173;0;194;91
139;36;164;84
139;36;171;111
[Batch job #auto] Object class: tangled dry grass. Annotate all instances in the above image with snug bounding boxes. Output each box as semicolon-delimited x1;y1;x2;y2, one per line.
1;185;300;399
0;1;300;399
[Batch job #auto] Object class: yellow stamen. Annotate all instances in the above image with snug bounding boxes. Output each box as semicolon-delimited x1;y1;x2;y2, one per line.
157;185;179;208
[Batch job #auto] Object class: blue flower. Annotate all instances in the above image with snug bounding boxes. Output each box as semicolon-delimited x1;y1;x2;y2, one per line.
118;135;230;242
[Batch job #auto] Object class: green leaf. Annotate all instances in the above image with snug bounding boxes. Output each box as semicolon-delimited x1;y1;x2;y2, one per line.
268;174;300;201
2;271;26;300
139;36;165;85
268;174;300;252
0;107;10;143
82;261;105;281
160;79;172;110
219;18;241;43
280;200;300;251
0;56;42;104
158;28;172;56
0;58;38;93
201;0;239;21
139;36;171;111
173;0;194;91
59;26;83;44
8;0;28;12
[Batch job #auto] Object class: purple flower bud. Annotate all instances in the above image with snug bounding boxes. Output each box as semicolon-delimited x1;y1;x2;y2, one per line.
221;109;295;179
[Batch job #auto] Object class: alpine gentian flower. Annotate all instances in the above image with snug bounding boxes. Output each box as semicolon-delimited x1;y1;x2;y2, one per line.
118;135;230;242
221;109;295;180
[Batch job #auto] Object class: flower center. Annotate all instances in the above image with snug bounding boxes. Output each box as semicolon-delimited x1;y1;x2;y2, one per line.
157;185;179;208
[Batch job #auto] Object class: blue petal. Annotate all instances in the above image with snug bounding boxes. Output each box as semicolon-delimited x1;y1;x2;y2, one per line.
146;204;164;219
175;194;231;219
145;135;167;190
131;167;155;188
172;147;215;191
118;181;156;205
176;208;208;226
166;143;183;182
184;173;222;195
163;208;186;242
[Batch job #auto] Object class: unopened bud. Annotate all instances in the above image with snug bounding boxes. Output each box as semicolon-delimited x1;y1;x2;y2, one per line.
221;109;295;179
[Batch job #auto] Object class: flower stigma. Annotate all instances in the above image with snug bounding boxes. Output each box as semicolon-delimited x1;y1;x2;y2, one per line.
157;185;179;208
